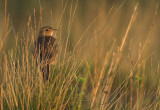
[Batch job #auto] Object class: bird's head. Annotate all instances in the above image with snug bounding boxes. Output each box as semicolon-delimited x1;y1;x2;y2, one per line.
39;26;57;37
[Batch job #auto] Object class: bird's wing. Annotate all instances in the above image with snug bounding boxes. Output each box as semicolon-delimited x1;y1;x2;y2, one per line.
46;39;58;65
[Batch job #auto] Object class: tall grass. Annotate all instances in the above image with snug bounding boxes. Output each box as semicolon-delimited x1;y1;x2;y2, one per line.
0;0;160;109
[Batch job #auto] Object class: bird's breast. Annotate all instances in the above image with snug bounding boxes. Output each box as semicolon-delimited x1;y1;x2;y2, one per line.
37;36;58;62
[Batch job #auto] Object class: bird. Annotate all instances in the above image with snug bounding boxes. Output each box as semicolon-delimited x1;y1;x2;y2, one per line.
34;26;58;81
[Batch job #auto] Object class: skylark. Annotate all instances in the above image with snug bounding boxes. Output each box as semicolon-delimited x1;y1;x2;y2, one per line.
34;26;58;81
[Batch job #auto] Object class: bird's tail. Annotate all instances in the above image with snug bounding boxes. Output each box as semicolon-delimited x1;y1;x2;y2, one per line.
42;64;49;81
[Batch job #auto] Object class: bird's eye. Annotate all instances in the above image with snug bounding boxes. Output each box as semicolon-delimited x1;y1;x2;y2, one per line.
46;29;49;31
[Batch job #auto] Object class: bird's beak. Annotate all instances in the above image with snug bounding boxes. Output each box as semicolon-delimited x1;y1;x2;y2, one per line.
52;29;58;31
51;28;57;37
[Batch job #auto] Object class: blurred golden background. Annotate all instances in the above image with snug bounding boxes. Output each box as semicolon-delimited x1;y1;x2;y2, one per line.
0;0;160;109
1;0;159;71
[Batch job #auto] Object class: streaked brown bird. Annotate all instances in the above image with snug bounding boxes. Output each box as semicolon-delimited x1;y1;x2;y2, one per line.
34;26;58;81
